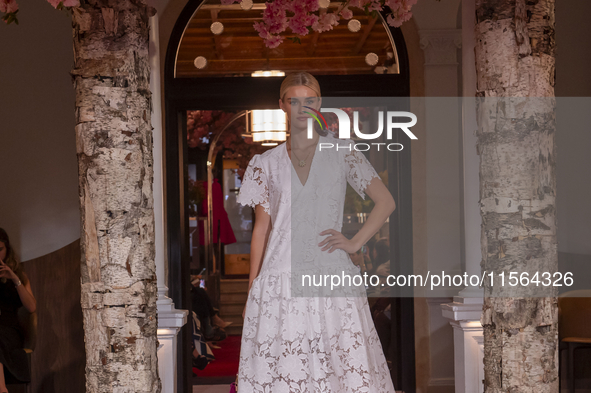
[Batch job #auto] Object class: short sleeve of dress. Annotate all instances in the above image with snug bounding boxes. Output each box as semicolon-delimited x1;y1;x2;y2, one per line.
343;148;381;200
236;154;271;214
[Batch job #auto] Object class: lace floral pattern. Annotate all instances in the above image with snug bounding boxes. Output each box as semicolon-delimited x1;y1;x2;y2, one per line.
241;272;394;392
237;135;395;392
342;146;381;200
236;154;271;215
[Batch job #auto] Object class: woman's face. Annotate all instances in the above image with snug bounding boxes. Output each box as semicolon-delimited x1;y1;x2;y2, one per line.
0;242;6;262
279;85;322;132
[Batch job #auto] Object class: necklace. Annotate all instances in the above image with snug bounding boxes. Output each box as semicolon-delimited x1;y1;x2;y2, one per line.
287;138;313;167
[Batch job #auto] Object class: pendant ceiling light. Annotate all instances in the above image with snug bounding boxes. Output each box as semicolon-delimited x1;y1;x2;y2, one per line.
248;70;287;146
249;109;287;146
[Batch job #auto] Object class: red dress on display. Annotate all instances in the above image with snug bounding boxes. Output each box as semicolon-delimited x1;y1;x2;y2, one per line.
198;178;237;246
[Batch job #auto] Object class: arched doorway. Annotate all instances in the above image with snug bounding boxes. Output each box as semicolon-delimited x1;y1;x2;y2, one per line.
165;1;415;391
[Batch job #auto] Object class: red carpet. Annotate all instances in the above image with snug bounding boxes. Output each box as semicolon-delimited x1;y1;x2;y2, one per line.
193;335;242;377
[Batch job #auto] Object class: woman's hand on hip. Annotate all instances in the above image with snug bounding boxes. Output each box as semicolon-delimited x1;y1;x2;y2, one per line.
318;229;359;254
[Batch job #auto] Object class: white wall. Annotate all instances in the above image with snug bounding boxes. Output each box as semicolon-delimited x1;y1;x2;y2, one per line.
412;0;462;30
0;1;78;261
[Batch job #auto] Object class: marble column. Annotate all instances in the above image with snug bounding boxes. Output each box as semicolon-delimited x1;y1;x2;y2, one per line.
149;14;189;393
441;1;485;392
419;27;465;393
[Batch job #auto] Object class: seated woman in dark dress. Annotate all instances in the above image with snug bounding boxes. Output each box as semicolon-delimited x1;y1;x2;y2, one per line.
0;228;36;393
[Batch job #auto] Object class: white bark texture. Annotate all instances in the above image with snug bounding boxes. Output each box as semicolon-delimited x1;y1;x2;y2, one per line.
71;1;161;392
475;1;558;392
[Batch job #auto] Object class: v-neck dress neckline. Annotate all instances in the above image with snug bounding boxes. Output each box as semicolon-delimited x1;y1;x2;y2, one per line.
285;135;322;188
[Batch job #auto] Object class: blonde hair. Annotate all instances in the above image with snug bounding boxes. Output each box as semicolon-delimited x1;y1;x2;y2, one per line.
279;71;321;102
280;72;327;136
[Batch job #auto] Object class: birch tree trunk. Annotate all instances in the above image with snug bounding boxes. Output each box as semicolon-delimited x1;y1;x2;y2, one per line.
71;1;161;392
475;1;558;392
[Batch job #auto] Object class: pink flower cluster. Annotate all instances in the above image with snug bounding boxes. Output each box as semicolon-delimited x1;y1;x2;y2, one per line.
0;0;18;14
384;0;417;27
1;0;79;24
222;0;418;48
47;0;79;8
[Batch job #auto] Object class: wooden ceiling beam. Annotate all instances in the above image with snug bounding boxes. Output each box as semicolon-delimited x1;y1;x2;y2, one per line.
180;31;389;42
177;55;377;64
175;58;382;76
186;13;376;26
210;9;224;60
176;67;377;77
177;63;371;72
350;15;378;55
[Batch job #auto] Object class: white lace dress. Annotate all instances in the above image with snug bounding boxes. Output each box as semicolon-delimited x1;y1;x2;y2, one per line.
236;134;395;393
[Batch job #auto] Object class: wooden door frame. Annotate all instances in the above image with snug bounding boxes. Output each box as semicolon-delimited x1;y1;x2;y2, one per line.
164;1;416;391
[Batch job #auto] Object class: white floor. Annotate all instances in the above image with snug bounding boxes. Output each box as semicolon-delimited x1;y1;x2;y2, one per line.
193;385;232;393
